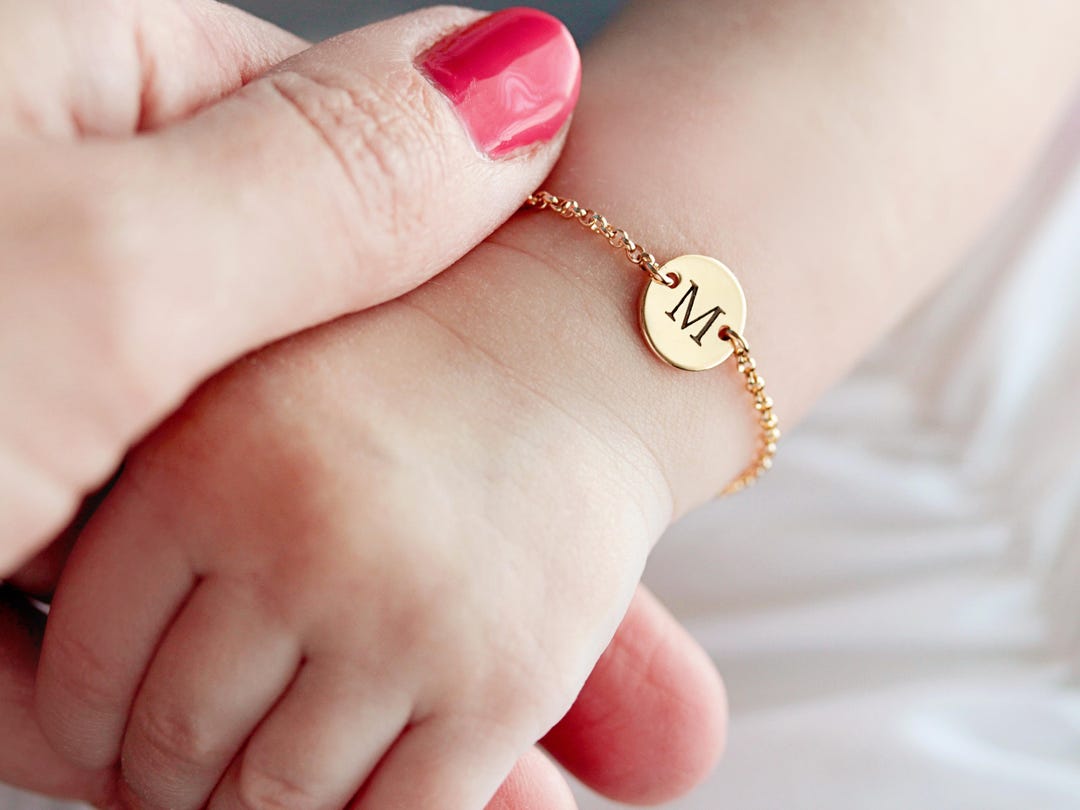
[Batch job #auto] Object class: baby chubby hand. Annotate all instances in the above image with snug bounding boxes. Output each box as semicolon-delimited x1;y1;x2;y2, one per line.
34;227;687;810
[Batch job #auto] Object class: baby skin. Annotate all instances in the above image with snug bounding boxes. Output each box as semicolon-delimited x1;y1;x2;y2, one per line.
33;1;1080;809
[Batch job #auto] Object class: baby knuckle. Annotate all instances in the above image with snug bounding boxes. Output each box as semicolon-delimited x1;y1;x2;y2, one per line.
40;627;123;719
235;757;322;810
263;67;445;256
126;704;215;775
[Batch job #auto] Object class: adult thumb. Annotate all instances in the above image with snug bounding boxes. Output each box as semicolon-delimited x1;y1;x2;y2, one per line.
112;4;581;399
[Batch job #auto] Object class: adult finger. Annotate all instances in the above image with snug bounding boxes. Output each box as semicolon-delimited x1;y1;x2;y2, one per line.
123;4;581;389
485;748;576;810
0;0;306;138
543;586;728;804
0;5;580;571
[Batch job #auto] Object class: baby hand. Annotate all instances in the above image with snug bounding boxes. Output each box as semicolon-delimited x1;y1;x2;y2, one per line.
0;580;722;809
35;230;688;810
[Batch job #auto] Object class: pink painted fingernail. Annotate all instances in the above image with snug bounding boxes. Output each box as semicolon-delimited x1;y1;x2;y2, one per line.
418;7;581;159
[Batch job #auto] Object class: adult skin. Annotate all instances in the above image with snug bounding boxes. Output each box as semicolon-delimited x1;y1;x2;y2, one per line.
33;2;1080;810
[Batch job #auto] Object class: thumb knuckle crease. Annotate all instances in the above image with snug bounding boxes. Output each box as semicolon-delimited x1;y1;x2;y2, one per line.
264;69;442;254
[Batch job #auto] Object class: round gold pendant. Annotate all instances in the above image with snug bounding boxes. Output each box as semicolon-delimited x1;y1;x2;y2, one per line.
639;255;747;371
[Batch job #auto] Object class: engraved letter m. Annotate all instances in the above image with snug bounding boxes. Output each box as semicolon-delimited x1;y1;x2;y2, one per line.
665;280;725;346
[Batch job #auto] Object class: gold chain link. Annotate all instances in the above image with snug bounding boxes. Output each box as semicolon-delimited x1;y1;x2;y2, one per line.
716;326;779;494
524;191;672;286
524;190;779;495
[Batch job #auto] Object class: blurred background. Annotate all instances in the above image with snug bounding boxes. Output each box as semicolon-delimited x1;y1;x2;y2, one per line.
231;0;621;43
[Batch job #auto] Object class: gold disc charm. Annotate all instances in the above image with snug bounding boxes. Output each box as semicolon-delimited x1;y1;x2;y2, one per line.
524;192;777;491
639;254;747;371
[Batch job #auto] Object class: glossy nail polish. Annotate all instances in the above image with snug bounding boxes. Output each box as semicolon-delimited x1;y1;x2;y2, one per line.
418;7;581;159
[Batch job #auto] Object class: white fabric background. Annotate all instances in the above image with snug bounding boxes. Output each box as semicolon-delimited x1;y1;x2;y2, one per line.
3;97;1078;810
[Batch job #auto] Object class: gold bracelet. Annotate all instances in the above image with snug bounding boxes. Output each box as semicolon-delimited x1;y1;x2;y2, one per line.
524;190;779;495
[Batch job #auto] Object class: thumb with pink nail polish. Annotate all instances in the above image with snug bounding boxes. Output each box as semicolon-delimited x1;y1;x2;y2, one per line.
419;7;582;158
2;6;582;567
